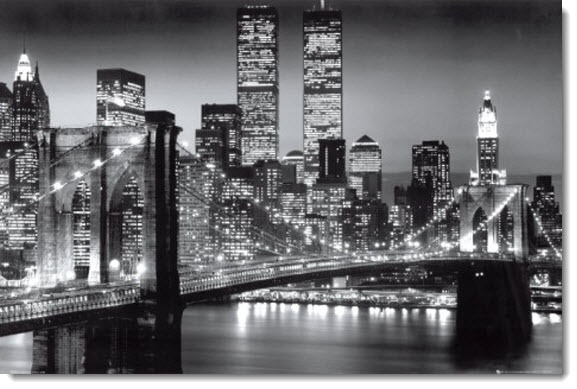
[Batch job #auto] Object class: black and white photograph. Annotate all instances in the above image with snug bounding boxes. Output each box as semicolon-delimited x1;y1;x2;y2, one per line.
0;0;564;375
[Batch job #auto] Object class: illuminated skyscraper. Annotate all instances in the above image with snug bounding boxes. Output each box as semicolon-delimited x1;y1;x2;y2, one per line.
195;128;226;169
96;68;145;126
237;6;279;165
349;135;382;200
0;83;13;141
220;167;256;261
12;50;50;142
282;150;304;184
410;140;455;245
532;175;562;250
303;4;342;186
470;90;506;185
201;104;242;168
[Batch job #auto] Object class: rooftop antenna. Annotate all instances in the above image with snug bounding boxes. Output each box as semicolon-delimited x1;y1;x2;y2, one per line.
23;34;26;54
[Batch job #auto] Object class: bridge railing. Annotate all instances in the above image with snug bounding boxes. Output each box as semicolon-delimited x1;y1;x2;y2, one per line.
0;287;140;324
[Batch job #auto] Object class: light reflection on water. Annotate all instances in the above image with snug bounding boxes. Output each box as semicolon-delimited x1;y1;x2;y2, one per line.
0;302;563;374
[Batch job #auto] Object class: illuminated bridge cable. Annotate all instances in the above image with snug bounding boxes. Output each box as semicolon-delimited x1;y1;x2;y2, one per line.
0;134;147;223
177;181;301;255
175;142;333;251
524;198;562;259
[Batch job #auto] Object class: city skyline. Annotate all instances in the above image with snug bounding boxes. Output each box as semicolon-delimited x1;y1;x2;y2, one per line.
0;0;562;176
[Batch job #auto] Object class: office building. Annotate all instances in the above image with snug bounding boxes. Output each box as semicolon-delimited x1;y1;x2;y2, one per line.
282;150;304;184
318;138;346;183
96;68;145;126
532;175;562;250
470;90;506;185
237;6;279;165
0;83;13;141
201;104;242;168
349;135;382;200
303;4;342;185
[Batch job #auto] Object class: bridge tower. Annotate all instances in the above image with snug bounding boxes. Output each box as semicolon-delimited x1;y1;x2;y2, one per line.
36;123;180;305
458;184;529;259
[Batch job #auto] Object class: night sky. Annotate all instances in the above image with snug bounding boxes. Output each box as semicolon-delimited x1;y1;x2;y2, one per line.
0;0;562;176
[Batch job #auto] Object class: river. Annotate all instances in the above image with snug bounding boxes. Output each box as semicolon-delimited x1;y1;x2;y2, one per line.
0;302;563;374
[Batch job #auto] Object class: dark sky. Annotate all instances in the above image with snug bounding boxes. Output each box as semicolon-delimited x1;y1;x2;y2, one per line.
0;0;562;174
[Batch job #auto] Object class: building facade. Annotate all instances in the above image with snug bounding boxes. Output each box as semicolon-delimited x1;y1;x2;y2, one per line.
349;135;382;200
470;90;506;185
96;68;145;127
282;150;304;184
237;6;279;165
532;175;562;251
303;6;343;186
201;104;242;168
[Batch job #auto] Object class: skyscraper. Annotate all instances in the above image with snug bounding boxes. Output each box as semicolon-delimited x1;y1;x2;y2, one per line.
195;128;227;169
12;50;50;142
349;135;382;200
201;104;242;168
318;138;346;183
470;90;506;185
0;83;13;141
96;68;145;126
237;6;279;165
410;140;455;245
532;175;562;250
0;49;48;257
303;4;342;186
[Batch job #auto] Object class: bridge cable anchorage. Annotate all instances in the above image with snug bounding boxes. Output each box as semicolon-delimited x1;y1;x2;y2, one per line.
0;134;148;226
175;142;336;254
524;198;562;259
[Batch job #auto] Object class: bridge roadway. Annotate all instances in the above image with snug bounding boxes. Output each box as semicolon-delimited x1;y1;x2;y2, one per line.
0;252;559;337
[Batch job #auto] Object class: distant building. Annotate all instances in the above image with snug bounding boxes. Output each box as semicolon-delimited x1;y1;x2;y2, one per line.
282;150;304;184
532;175;562;250
237;6;279;165
304;214;328;253
195;128;227;169
349;135;382;200
303;5;343;185
388;186;413;249
96;68;145;126
318;138;346;183
470;91;506;185
220;166;256;261
307;182;350;252
12;50;50;141
0;83;13;141
410;140;455;245
178;155;213;264
343;199;388;252
201;104;242;168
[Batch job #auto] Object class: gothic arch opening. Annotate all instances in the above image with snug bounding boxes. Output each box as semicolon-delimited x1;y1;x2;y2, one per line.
498;205;514;255
72;179;91;280
472;207;488;253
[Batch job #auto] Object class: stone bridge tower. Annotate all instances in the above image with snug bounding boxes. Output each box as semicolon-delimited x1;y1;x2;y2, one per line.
36;123;180;305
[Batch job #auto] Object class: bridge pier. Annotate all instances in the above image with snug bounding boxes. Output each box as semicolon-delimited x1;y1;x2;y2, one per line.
456;261;532;351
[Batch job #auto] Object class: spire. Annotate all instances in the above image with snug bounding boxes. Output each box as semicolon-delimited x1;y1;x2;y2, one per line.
14;49;33;82
23;35;26;55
